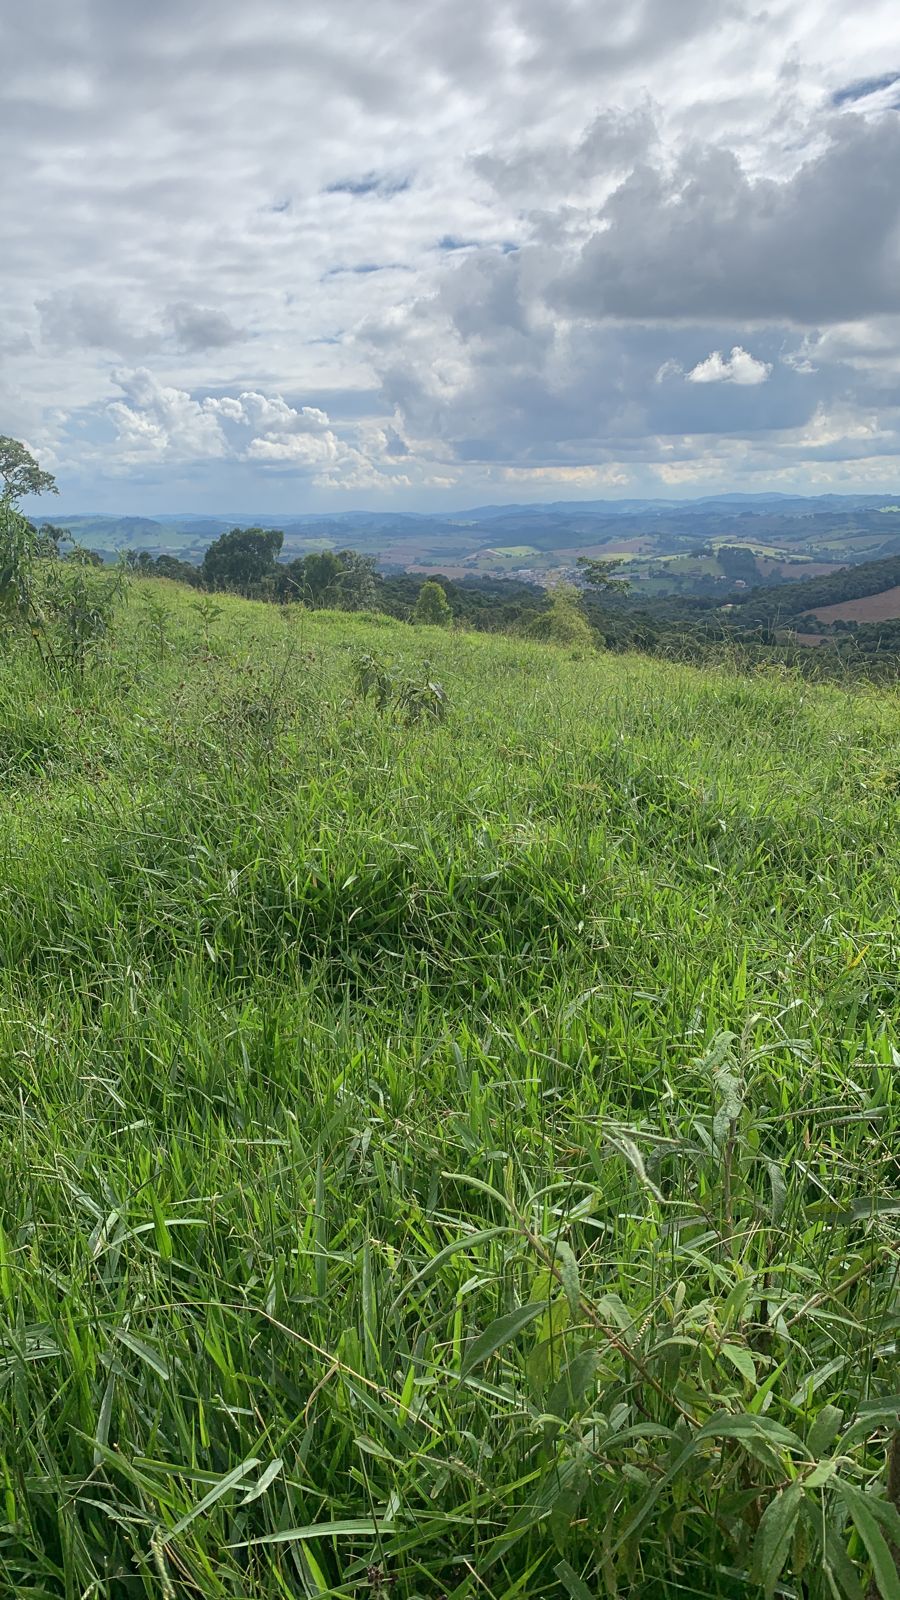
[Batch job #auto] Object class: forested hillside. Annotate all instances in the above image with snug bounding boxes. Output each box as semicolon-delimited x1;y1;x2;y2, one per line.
734;552;900;624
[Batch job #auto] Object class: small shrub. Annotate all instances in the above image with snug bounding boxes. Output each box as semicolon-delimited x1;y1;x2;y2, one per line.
352;650;449;723
141;592;171;664
42;559;128;677
353;650;393;710
393;662;449;724
414;580;452;627
192;594;224;652
521;583;595;651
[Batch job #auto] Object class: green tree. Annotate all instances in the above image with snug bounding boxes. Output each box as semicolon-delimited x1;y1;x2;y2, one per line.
124;551;155;573
414;580;452;626
155;553;202;587
717;544;759;583
287;550;343;605
276;549;380;610
0;439;61;673
65;547;104;567
302;549;347;606
202;526;284;593
0;436;58;503
275;557;311;602
331;549;379;611
575;556;628;595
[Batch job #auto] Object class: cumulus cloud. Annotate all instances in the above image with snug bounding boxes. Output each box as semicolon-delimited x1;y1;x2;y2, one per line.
245;434;336;464
205;393;332;434
687;347;772;385
101;369;409;488
107;369;229;463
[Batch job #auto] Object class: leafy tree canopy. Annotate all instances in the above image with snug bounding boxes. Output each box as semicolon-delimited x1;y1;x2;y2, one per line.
283;548;345;606
575;556;628;594
414;580;452;626
0;437;58;503
277;548;378;610
201;526;284;592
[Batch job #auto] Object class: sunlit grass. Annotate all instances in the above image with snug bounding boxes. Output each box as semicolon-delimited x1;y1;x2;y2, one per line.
1;581;898;1598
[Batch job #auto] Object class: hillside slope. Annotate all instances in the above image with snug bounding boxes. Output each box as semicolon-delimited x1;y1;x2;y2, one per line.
808;582;900;623
736;550;900;622
1;584;898;1599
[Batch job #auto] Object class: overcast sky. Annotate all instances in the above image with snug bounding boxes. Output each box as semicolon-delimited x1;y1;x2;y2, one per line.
3;0;900;512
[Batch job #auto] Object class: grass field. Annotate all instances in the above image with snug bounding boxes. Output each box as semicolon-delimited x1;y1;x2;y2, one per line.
1;581;899;1599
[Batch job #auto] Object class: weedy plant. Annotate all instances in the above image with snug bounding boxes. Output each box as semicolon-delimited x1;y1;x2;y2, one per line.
0;437;64;675
192;593;225;653
443;1028;900;1599
42;555;129;678
0;499;62;675
0;500;128;679
353;648;394;710
353;649;449;723
142;590;173;664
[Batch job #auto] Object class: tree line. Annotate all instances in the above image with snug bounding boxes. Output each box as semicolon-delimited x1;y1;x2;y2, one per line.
50;519;900;677
125;525;551;629
7;435;900;682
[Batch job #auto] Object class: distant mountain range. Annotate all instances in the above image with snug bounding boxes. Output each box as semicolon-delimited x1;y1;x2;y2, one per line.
44;491;900;528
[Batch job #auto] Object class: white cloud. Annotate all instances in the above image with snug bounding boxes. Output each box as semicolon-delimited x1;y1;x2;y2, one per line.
102;368;412;487
686;346;772;385
501;465;632;486
4;0;900;507
107;368;229;463
244;434;339;466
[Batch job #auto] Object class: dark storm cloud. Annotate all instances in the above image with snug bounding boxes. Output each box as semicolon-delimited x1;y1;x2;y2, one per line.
370;286;818;468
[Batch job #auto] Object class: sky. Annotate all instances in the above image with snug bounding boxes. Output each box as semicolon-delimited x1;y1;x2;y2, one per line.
2;0;900;514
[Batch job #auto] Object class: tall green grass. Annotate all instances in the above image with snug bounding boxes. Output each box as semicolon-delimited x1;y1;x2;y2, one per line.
0;582;898;1598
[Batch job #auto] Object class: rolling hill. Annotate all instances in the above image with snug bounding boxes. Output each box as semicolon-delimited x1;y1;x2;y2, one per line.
34;493;900;595
731;551;900;626
807;583;900;623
